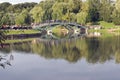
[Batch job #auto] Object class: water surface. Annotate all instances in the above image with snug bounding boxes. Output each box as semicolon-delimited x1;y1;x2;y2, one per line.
0;35;120;80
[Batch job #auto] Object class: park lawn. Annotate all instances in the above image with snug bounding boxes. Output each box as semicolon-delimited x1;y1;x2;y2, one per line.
99;21;115;29
5;30;40;35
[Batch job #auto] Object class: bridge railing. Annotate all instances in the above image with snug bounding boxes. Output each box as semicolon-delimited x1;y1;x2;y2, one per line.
32;21;86;30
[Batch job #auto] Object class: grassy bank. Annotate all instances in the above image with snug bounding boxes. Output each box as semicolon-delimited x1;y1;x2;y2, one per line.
88;28;120;37
3;38;34;44
99;21;115;29
4;29;40;35
88;21;120;37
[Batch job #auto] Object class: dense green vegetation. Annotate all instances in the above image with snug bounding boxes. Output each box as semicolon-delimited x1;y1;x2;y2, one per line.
0;0;120;27
0;2;37;26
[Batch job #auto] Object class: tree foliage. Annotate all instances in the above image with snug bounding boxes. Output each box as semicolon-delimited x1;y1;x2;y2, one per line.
112;0;120;25
0;0;119;26
30;5;44;23
15;10;31;25
99;0;112;22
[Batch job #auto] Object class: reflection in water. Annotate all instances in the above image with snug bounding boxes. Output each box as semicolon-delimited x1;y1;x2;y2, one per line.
40;28;86;40
87;32;101;37
0;30;6;47
0;30;120;80
0;36;120;63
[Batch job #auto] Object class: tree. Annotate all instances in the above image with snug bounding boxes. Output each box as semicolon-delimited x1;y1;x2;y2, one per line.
112;10;120;25
30;5;44;23
0;2;12;12
15;9;31;25
115;0;120;12
112;0;120;25
1;14;11;25
87;0;101;22
39;0;55;21
0;12;4;26
99;0;112;22
7;5;14;13
76;1;89;24
76;11;88;25
52;2;65;20
13;2;37;13
72;0;82;13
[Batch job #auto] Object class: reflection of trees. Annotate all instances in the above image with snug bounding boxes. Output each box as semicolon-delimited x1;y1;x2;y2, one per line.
0;30;6;46
0;42;32;53
30;39;95;62
31;36;120;63
31;40;83;62
86;36;120;63
13;42;32;53
0;36;120;63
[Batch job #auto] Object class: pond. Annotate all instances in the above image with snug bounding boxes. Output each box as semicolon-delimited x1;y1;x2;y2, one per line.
0;32;120;80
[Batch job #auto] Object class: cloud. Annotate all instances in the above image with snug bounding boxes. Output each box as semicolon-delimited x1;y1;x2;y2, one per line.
0;0;42;4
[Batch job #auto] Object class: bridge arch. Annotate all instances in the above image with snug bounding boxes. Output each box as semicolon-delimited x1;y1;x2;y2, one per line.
34;22;87;40
34;22;86;31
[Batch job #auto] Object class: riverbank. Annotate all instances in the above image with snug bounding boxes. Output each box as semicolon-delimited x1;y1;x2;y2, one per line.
0;29;41;44
5;29;40;35
87;21;120;37
88;28;120;37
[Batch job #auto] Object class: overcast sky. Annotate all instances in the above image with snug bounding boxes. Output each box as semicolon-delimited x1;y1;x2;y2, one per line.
0;0;43;4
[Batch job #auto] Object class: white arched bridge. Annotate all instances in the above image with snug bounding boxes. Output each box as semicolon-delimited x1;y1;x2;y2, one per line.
32;22;88;40
33;22;87;33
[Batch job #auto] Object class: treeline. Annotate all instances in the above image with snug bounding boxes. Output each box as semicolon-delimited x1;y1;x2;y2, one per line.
0;2;37;26
0;0;120;27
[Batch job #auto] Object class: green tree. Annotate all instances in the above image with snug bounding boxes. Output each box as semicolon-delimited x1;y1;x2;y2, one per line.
87;0;101;22
52;2;64;20
15;9;31;25
39;0;55;21
13;2;37;13
115;0;120;12
1;14;11;25
99;0;112;22
76;11;88;25
72;0;82;13
76;1;89;24
30;5;44;23
112;0;120;25
0;2;12;12
0;12;4;26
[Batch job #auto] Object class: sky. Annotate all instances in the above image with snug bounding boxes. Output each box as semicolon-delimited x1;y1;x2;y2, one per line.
0;0;43;4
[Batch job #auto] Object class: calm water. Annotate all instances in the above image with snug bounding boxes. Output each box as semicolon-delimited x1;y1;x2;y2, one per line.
0;35;120;80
